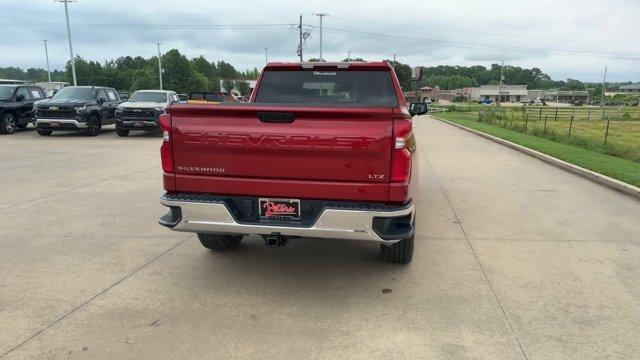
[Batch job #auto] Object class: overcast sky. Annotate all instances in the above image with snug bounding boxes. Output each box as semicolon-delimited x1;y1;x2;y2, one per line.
2;0;639;82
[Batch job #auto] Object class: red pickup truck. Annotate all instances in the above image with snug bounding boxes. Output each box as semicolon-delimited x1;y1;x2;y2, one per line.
158;62;427;264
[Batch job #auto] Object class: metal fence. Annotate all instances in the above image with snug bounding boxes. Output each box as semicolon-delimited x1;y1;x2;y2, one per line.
427;106;447;113
522;106;640;122
478;106;640;162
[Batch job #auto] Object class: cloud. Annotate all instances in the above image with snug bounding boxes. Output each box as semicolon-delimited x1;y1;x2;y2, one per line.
1;0;639;82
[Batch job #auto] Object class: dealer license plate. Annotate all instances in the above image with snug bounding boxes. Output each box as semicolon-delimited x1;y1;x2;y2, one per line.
259;198;301;220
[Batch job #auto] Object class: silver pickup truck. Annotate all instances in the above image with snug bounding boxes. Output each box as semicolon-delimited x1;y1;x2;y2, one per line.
115;90;179;136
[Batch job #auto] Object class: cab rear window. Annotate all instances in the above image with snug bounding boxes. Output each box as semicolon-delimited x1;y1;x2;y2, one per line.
255;70;398;107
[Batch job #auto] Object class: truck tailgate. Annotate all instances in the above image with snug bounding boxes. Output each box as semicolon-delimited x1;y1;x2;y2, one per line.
169;104;394;201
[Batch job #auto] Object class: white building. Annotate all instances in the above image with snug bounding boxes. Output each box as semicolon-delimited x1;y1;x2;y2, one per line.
618;84;640;93
468;85;529;103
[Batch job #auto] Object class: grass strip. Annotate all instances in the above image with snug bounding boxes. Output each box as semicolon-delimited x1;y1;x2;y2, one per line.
434;112;640;188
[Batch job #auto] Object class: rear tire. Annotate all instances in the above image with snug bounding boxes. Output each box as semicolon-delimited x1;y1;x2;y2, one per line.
116;127;129;137
37;130;52;136
198;233;243;251
380;235;414;264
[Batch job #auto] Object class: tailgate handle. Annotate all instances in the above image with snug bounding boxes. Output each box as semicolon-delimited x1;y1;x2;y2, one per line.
257;112;295;123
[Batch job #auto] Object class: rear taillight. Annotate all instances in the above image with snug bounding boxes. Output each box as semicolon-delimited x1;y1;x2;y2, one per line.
391;107;414;182
159;113;173;173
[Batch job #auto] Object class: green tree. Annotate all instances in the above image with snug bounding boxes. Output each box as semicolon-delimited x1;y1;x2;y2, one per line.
161;49;208;93
25;68;49;81
191;55;220;90
0;67;27;79
131;68;158;91
589;86;603;99
235;80;251;96
7;56;617;94
564;78;586;90
191;56;217;78
216;61;238;79
239;67;260;79
385;60;412;90
66;57;108;86
221;79;235;93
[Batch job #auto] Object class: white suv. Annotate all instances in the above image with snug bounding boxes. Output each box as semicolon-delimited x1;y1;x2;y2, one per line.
115;90;178;137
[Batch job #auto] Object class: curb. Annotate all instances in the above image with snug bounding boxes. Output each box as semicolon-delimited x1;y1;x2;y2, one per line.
433;116;640;201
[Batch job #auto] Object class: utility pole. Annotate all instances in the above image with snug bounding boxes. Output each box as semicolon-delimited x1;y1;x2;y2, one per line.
347;51;351;62
393;54;397;64
56;0;77;86
498;60;504;107
156;43;163;90
42;39;52;91
600;66;607;107
298;14;303;61
313;13;327;61
262;47;270;64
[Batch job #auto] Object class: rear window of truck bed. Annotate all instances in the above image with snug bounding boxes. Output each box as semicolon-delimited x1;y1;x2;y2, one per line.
255;70;398;107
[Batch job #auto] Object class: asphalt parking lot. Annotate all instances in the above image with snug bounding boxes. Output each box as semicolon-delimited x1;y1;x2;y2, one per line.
1;117;639;360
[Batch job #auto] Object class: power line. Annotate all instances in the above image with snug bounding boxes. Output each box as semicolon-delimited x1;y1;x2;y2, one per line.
8;11;299;16
323;26;640;59
3;17;638;65
6;19;635;61
0;21;291;28
329;16;636;48
10;10;636;48
320;26;640;61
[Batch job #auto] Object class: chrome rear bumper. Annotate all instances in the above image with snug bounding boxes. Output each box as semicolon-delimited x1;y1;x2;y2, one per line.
159;195;414;243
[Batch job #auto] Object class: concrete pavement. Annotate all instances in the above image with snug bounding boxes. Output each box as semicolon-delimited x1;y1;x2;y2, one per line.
0;119;638;359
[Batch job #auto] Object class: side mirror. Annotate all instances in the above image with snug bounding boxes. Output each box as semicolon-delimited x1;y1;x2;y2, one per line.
97;98;105;105
15;94;26;102
409;102;428;116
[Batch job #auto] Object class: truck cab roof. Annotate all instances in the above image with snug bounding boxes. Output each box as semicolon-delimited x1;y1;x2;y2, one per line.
263;61;393;71
134;90;173;93
63;85;116;90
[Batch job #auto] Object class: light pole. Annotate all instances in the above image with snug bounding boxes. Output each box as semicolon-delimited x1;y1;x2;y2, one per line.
42;39;52;91
156;43;163;90
56;0;77;86
313;13;327;61
347;51;351;62
262;47;270;64
498;60;504;107
600;66;607;107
